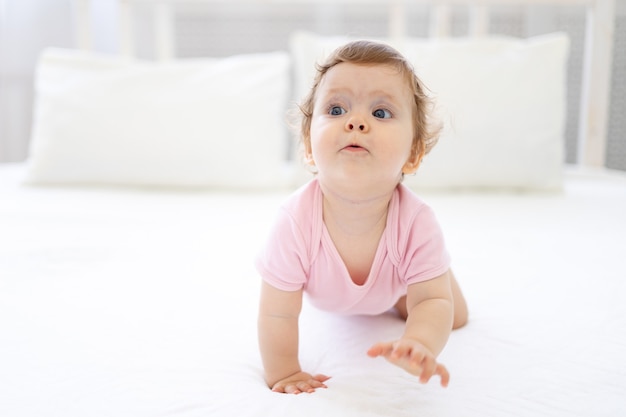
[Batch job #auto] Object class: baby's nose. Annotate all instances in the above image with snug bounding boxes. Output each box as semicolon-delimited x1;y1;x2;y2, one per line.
346;117;368;132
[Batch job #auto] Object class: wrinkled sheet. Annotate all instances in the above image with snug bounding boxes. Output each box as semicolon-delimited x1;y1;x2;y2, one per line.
1;163;625;416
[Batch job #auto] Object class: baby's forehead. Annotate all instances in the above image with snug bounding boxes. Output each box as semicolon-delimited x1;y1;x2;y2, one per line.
317;62;414;100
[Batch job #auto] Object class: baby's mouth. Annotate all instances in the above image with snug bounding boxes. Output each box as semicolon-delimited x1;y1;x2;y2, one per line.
345;142;366;149
341;144;369;154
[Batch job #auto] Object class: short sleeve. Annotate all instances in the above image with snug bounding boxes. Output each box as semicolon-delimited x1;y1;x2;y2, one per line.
255;207;309;292
400;205;451;285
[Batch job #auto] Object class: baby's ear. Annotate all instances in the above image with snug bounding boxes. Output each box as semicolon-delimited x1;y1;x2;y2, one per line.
402;153;423;175
302;142;316;167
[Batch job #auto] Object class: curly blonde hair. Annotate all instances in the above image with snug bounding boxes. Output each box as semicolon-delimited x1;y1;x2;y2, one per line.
298;40;441;174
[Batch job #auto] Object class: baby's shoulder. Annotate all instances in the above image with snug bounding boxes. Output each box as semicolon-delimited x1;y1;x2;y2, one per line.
282;179;320;215
387;185;447;264
394;184;434;223
275;179;323;239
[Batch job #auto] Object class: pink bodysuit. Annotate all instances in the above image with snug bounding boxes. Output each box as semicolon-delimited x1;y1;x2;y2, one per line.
255;179;451;315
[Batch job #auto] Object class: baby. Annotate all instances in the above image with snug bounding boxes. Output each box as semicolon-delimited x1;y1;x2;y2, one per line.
256;40;468;394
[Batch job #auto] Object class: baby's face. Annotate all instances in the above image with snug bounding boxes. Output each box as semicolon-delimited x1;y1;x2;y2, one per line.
308;62;416;197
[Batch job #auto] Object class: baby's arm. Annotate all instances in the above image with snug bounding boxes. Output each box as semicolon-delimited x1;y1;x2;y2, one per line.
258;281;329;394
367;270;454;386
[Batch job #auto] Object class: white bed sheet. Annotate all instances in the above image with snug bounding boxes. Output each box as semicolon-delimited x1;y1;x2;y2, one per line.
1;163;625;417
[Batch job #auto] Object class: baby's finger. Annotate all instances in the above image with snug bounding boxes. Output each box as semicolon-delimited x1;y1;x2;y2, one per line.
309;376;330;389
285;384;303;394
435;363;450;387
391;341;414;359
311;374;331;384
407;347;426;367
418;357;437;383
367;342;393;357
272;382;300;394
296;381;316;393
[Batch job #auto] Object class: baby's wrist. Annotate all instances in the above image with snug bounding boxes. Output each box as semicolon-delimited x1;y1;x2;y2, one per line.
265;367;302;387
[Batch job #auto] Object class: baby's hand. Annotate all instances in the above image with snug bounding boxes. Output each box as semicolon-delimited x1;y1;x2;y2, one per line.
270;371;330;394
367;338;450;387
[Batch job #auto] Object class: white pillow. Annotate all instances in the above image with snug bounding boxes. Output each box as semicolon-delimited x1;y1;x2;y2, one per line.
289;31;570;191
26;48;291;189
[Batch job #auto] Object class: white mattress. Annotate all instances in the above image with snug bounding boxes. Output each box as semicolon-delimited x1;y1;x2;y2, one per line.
1;163;625;416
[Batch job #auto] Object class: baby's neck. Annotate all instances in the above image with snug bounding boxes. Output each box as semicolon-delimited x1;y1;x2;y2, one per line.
321;187;392;238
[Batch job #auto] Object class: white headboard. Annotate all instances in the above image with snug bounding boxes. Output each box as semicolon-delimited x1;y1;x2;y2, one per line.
70;0;616;169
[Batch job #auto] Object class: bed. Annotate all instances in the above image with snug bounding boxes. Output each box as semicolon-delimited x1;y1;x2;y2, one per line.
1;0;625;416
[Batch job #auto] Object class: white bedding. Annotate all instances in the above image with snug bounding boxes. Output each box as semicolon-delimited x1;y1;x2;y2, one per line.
1;163;625;416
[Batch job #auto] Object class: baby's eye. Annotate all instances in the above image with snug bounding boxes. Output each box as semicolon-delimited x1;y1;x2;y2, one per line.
373;108;392;119
329;106;346;116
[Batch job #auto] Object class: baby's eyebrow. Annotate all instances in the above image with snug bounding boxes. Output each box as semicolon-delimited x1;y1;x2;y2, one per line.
369;90;400;104
322;87;352;97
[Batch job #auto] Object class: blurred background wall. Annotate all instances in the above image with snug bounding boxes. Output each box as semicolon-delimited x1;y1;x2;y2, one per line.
1;0;624;170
